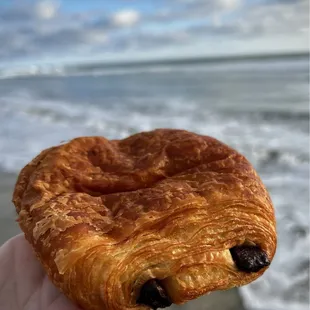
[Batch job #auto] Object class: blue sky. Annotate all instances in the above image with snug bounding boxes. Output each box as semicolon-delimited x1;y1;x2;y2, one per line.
0;0;308;67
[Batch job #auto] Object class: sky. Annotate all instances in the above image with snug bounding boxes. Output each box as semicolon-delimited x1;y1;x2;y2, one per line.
0;0;308;67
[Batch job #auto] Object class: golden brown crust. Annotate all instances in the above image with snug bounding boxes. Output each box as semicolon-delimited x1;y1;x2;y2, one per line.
12;129;277;310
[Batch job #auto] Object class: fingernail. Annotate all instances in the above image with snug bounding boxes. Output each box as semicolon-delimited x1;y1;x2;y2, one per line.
137;279;172;309
230;245;270;273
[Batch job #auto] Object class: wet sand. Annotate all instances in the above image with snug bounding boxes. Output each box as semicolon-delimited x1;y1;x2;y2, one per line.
0;172;21;245
0;172;245;310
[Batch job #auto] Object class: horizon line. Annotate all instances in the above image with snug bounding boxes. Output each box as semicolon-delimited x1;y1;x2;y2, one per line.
66;51;309;71
0;51;308;73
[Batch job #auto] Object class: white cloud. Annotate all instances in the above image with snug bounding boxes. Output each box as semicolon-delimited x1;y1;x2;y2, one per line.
0;0;307;66
178;0;242;12
85;30;108;44
35;0;59;20
219;0;242;11
112;10;140;27
237;1;309;35
212;14;223;27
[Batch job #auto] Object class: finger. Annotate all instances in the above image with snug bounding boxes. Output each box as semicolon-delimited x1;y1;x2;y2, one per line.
47;293;83;310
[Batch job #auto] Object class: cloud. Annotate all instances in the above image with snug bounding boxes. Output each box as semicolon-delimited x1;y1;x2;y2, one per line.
0;4;33;23
86;30;108;44
35;0;59;20
187;0;308;36
174;0;243;16
112;9;140;27
237;0;309;35
0;0;308;66
113;30;192;52
218;0;242;10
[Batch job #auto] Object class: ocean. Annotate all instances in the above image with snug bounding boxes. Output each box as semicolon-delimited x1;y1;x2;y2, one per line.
0;55;309;310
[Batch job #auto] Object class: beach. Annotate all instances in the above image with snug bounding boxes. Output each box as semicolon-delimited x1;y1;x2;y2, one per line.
0;55;308;310
0;172;20;245
0;171;245;310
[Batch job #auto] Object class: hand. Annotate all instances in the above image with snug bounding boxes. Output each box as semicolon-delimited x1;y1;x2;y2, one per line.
0;234;82;310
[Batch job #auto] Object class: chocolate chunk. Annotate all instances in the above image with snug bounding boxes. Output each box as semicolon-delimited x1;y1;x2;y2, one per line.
137;279;172;309
230;245;270;273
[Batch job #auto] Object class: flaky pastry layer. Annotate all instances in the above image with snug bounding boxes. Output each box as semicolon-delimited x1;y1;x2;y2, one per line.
13;129;277;310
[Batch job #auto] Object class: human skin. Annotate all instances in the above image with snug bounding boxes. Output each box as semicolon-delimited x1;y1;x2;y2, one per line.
0;234;81;310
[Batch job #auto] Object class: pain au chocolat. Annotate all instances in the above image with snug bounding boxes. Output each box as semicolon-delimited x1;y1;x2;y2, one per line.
13;129;277;310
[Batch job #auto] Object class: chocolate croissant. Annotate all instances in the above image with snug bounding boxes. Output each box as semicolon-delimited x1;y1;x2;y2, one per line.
13;129;277;310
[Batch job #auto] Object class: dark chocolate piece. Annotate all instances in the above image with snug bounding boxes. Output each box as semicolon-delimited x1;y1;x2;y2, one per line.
137;279;172;309
230;245;270;272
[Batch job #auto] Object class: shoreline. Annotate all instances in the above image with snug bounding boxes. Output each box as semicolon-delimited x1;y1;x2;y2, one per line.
0;172;21;245
0;171;245;310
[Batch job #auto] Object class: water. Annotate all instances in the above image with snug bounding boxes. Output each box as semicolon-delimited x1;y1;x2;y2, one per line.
0;56;309;310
